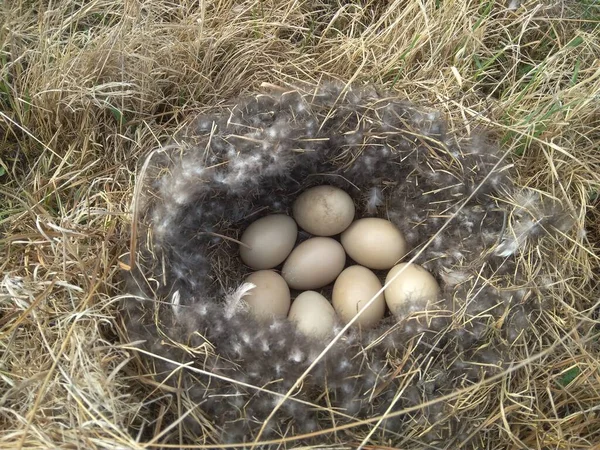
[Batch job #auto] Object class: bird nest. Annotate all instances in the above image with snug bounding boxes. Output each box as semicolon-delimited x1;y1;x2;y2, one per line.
123;82;574;447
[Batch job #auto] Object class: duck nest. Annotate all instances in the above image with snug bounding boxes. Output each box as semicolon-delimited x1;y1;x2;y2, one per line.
123;82;575;448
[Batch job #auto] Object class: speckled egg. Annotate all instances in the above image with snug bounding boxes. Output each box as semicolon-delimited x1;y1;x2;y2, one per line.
293;185;355;236
385;263;440;317
341;217;407;269
288;291;337;339
244;270;291;320
281;237;346;290
332;265;386;329
240;215;297;269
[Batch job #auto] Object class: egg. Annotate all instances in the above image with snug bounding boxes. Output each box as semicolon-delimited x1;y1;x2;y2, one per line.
341;218;407;270
240;215;297;269
288;291;337;339
293;185;355;236
332;265;386;328
281;237;346;290
384;263;440;317
244;270;291;320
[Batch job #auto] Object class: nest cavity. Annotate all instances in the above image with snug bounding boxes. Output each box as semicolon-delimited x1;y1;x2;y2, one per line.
124;83;573;447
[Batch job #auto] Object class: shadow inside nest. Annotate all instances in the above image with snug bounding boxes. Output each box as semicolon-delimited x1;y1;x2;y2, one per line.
122;82;573;448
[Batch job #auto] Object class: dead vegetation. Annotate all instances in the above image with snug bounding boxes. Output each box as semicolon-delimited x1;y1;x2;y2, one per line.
1;0;599;448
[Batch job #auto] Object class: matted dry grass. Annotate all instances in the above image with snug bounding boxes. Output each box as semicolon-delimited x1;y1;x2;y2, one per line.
1;0;599;448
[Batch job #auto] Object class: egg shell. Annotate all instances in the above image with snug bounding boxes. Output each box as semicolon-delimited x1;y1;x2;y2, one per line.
288;291;337;339
244;270;291;320
332;265;386;329
341;218;407;270
293;185;355;236
240;215;298;269
281;237;346;290
385;263;440;317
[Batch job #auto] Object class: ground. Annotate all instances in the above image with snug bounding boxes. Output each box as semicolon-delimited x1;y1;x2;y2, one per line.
1;1;599;448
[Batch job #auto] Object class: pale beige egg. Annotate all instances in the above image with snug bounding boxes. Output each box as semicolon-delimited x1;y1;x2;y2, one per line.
385;263;440;317
332;265;386;329
341;218;407;270
288;291;337;339
293;185;355;236
240;215;297;269
244;270;291;320
281;237;346;290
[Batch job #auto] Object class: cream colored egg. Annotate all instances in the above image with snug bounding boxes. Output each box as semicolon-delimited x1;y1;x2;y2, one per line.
385;263;440;317
240;215;297;269
341;218;407;270
288;291;337;339
244;270;291;320
293;185;355;236
332;265;386;329
281;237;346;290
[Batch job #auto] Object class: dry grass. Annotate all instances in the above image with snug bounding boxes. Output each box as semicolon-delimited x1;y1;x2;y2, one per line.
1;0;599;448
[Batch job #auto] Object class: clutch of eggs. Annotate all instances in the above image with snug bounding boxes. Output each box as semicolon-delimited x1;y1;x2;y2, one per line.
237;185;440;339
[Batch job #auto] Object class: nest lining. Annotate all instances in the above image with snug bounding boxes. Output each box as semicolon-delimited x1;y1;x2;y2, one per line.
124;82;573;447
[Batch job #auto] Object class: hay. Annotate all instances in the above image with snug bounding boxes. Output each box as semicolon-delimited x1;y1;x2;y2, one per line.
1;0;599;449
